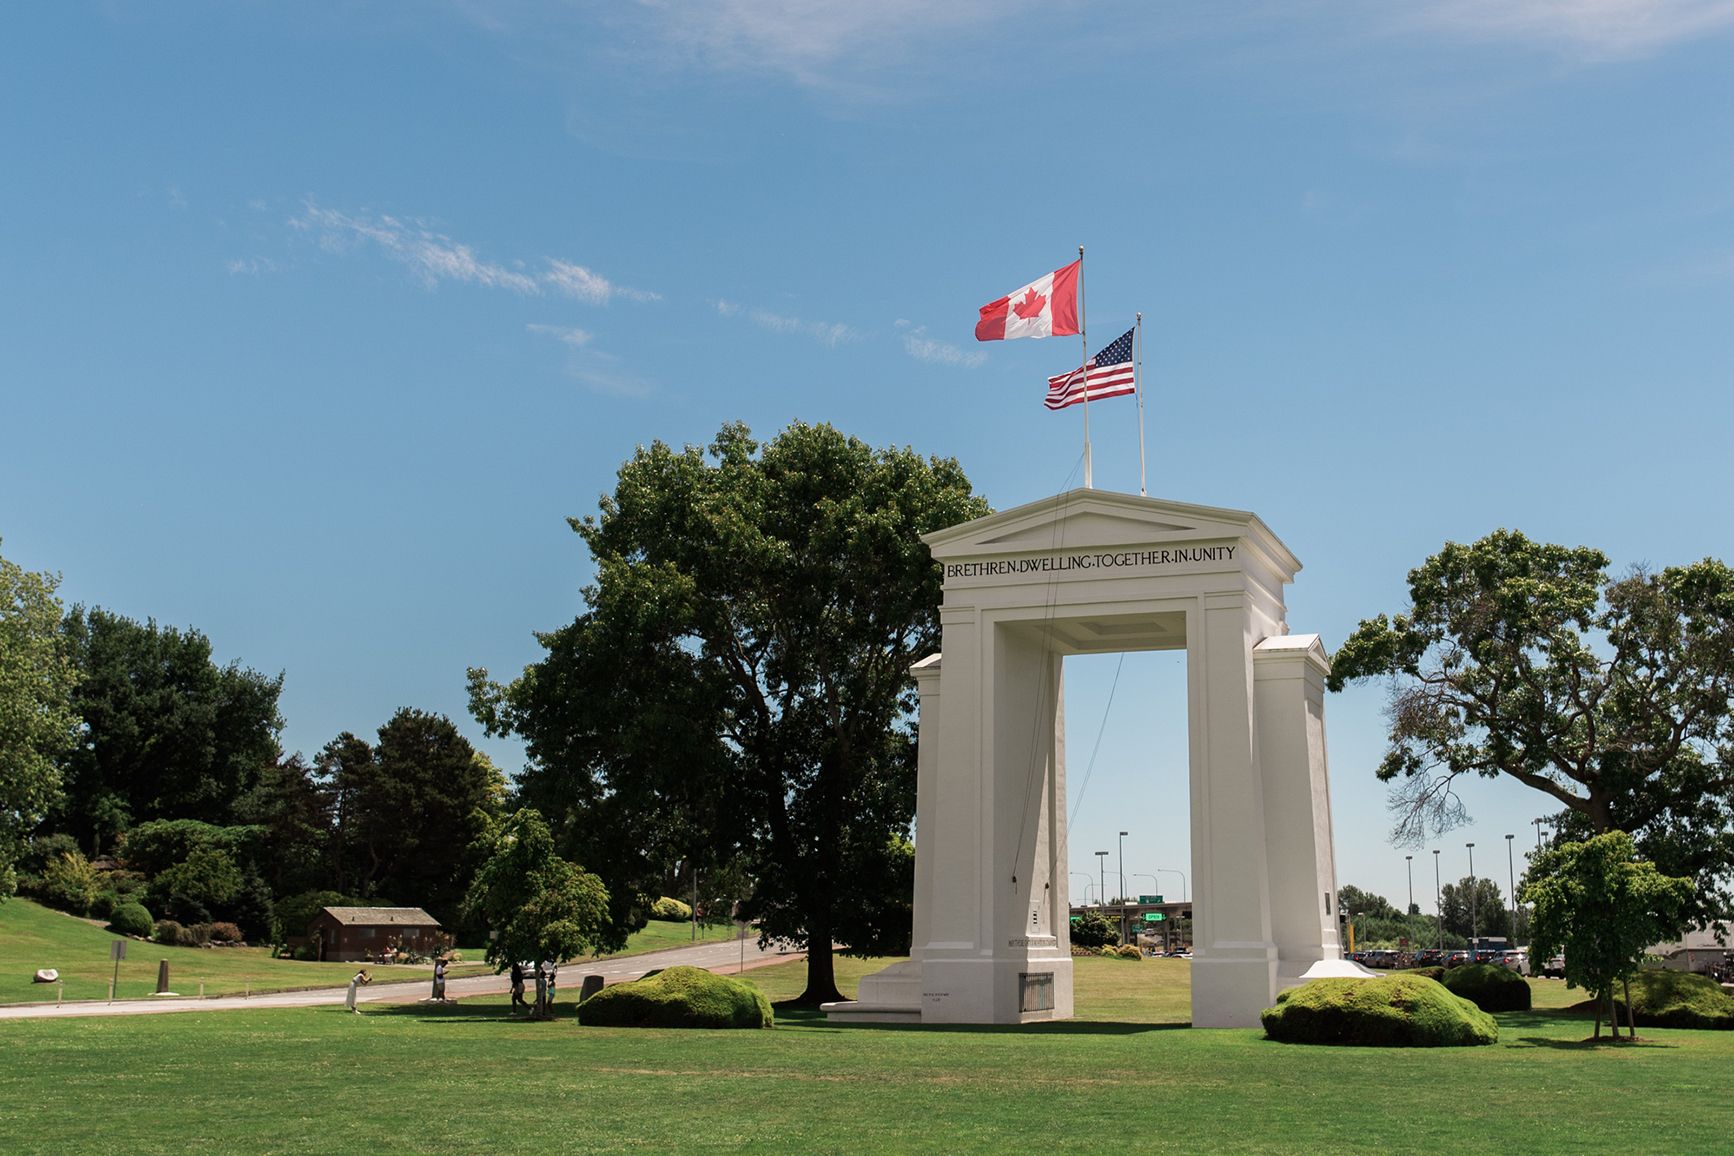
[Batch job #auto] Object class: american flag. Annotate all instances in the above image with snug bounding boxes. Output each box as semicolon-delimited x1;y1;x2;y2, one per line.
1044;326;1136;410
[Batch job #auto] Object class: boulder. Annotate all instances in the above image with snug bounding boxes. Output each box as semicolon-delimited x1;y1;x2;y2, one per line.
577;965;773;1029
1261;974;1498;1047
33;969;59;984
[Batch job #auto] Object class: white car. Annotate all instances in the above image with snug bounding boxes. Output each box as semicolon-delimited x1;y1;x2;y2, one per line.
1497;949;1529;976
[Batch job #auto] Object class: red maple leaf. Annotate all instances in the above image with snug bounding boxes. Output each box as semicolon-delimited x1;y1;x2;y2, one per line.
1011;287;1048;320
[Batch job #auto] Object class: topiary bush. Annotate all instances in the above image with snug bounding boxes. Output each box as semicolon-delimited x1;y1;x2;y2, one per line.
1261;975;1498;1047
1440;963;1531;1012
1113;944;1143;960
578;966;773;1029
1070;910;1118;948
108;902;153;938
649;896;693;922
1587;970;1734;1030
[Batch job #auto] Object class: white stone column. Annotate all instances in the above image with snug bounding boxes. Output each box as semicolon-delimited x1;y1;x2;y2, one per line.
908;653;943;961
1253;635;1342;984
1188;592;1278;1027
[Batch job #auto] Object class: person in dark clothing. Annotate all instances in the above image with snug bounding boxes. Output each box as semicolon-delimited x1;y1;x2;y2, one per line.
510;961;528;1012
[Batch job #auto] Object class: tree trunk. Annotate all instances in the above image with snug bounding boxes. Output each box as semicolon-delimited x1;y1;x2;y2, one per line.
1623;976;1636;1038
1592;991;1603;1039
792;927;844;1006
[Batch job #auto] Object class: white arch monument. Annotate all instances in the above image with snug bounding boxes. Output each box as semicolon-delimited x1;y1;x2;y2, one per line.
825;489;1347;1029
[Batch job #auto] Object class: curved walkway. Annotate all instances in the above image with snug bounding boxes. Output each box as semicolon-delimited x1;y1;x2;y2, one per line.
0;937;804;1020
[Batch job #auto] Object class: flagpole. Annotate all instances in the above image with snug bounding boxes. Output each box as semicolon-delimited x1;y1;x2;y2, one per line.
1078;245;1090;489
1135;311;1147;497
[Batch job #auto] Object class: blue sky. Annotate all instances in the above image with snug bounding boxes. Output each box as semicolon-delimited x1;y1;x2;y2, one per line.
5;2;1733;917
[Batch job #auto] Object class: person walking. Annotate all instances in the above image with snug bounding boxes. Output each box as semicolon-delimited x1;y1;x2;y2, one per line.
509;961;528;1013
544;959;558;1010
431;956;449;1002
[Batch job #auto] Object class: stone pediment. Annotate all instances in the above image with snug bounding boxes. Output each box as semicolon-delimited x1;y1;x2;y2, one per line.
923;488;1301;579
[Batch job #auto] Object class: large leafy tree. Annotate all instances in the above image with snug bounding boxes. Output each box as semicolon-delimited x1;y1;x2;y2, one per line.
470;421;989;1004
57;607;283;851
1523;831;1694;1039
1328;530;1734;924
233;752;334;900
0;543;81;899
1438;876;1512;942
316;708;503;928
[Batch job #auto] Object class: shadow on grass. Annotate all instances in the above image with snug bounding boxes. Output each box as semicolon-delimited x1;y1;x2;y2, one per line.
1515;1034;1677;1050
367;1001;579;1025
772;1005;1189;1035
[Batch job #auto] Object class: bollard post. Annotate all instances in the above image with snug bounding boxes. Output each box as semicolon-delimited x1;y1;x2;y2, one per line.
156;959;170;994
58;982;63;1008
107;978;114;1004
199;982;205;999
579;974;604;1003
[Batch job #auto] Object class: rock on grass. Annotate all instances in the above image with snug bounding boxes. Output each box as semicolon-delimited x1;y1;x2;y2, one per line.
1261;974;1498;1047
577;966;774;1029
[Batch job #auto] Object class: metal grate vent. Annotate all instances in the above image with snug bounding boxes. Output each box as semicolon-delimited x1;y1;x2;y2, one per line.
1019;971;1055;1013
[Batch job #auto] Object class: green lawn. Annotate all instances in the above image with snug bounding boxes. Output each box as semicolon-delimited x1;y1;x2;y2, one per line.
0;899;487;1004
2;952;1730;1152
591;916;745;959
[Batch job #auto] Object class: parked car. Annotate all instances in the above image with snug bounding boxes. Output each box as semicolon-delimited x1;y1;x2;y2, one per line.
1414;948;1446;967
1497;949;1529;975
1446;950;1470;966
1540;954;1566;978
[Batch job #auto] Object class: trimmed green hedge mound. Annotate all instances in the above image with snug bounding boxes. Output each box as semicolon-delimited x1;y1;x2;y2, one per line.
1440;963;1532;1012
1571;970;1734;1030
106;902;153;938
1261;975;1497;1047
578;966;773;1029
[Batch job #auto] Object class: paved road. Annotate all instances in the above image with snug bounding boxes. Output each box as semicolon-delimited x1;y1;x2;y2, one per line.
0;937;805;1021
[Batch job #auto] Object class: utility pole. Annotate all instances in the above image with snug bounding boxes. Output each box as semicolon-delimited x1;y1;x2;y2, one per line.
1433;849;1442;951
1467;842;1477;949
1506;834;1517;945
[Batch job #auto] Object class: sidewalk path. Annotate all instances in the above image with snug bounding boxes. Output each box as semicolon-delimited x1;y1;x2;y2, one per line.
0;937;804;1021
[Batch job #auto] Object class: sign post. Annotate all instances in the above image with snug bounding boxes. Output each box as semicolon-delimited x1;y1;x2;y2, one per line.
109;939;126;1003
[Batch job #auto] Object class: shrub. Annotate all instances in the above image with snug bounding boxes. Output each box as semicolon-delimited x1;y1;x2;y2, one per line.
1440;963;1531;1012
153;919;186;946
291;945;317;962
1585;970;1734;1030
650;896;693;922
1070;911;1118;948
578;965;773;1029
91;890;119;920
205;921;244;945
39;851;103;917
1113;944;1143;960
1399;966;1445;982
1261;975;1498;1047
108;902;154;938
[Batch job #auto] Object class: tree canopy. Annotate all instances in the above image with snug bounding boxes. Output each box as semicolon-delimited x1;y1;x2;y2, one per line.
1523;831;1694;1039
1328;530;1734;923
0;543;80;899
469;421;990;1004
57;607;283;851
317;708;502;929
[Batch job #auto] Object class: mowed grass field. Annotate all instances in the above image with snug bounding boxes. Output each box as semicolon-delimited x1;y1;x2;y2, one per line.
3;952;1731;1153
0;900;735;1005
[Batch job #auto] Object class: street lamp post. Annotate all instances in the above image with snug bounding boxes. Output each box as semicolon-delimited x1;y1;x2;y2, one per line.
1095;851;1109;914
1433;849;1442;950
1069;872;1092;907
1118;831;1129;904
1155;868;1188;902
1467;842;1477;949
1533;816;1546;850
1506;834;1518;945
1405;855;1414;917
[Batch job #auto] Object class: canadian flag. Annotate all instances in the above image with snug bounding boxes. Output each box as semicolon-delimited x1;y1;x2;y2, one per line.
975;260;1081;341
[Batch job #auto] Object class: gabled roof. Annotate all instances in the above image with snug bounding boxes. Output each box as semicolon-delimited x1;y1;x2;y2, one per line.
922;488;1301;579
316;906;442;927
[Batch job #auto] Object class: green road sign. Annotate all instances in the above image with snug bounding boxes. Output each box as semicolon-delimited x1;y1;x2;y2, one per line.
1138;894;1164;904
1143;912;1165;922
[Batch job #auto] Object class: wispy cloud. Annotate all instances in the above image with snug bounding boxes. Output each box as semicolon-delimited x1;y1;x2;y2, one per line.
716;299;858;346
1409;0;1734;57
894;320;986;368
226;256;279;276
290;201;659;303
525;322;594;347
639;0;1009;89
